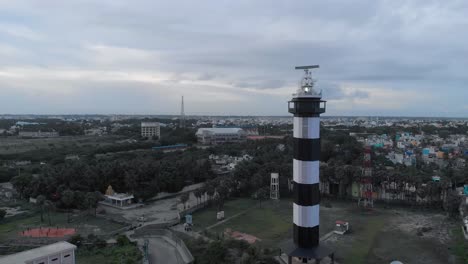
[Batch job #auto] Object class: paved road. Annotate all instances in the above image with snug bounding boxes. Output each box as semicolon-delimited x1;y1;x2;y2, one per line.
147;237;181;264
104;184;204;227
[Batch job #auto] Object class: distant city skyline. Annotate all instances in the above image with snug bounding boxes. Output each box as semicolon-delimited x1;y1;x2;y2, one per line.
0;1;467;117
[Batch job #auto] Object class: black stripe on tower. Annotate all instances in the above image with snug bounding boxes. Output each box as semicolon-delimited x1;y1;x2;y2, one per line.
293;182;320;206
293;225;320;248
294;113;321;118
293;138;320;161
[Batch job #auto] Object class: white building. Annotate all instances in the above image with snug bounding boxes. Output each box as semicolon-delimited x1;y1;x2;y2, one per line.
64;155;79;161
209;154;252;172
386;151;415;167
84;127;107;136
196;127;245;145
141;122;161;139
103;185;134;207
18;131;59;138
0;241;76;264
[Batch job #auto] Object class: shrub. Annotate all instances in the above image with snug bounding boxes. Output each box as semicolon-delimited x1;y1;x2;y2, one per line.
116;235;131;246
68;234;83;247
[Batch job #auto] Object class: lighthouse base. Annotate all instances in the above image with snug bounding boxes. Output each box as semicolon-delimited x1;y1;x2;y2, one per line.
285;244;335;264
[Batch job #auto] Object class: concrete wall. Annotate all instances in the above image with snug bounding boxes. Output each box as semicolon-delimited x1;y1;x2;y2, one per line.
133;228;194;264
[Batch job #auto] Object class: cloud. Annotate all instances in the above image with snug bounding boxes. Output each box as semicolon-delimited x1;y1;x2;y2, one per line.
0;23;43;40
326;83;436;116
0;1;467;116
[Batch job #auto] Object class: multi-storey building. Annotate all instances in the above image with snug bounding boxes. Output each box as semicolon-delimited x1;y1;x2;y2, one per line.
141;122;161;139
196;127;245;145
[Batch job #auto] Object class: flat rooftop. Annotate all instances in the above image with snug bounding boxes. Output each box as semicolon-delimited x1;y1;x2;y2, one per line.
196;127;243;134
0;241;76;264
105;193;134;200
141;122;160;127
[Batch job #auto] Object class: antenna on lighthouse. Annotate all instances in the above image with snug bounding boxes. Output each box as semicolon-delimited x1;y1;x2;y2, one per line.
294;65;321;98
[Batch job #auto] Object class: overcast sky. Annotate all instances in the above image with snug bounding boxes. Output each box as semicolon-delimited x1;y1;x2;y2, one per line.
0;1;467;116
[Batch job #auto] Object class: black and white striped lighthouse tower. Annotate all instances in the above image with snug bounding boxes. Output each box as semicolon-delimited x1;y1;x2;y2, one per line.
286;65;334;264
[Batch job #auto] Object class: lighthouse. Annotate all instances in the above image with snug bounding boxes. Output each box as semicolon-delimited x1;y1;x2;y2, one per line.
286;65;334;264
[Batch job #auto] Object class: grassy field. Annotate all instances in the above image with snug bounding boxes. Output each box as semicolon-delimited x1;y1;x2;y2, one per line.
0;213;39;240
76;244;142;264
0;210;125;242
450;227;468;264
0;136;122;155
211;201;291;247
192;198;256;231
342;216;386;264
76;254;107;264
192;198;461;264
193;198;353;247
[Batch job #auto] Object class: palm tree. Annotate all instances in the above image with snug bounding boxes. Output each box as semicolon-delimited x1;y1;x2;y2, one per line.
61;190;74;223
256;187;269;208
194;189;202;206
206;182;215;205
36;195;46;223
180;193;189;210
85;192;98;216
199;187;207;206
44;200;54;226
215;184;229;211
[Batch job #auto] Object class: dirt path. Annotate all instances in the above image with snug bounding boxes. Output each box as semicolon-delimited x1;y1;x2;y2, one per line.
171;224;212;242
202;206;255;231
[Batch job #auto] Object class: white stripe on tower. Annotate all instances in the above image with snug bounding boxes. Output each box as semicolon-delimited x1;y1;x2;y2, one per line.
293;159;319;184
293;117;320;138
293;203;320;227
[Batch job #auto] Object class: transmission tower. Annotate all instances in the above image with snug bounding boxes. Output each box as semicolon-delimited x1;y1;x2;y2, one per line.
359;146;374;208
180;95;186;128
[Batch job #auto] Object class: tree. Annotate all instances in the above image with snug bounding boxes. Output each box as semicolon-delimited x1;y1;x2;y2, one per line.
44;200;54;225
94;191;103;214
199;241;227;264
256;187;269;208
215;187;226;212
206;183;215;204
9;146;219;204
0;209;6;220
61;190;74;223
11;174;33;198
194;189;201;205
333;165;346;198
180;193;190;210
445;191;462;218
85;192;98;216
68;234;83;247
36;195;46;223
117;235;131;246
74;191;87;210
124;170;138;194
94;238;107;249
199;187;207;205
